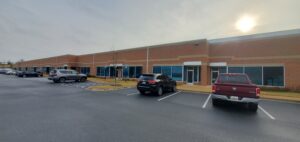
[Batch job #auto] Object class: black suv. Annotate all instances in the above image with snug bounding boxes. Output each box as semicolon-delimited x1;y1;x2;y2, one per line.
137;74;177;95
16;71;43;77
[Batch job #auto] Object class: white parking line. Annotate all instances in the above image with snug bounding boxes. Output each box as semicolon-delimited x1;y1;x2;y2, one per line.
202;94;212;109
258;105;276;120
157;91;182;101
126;92;139;96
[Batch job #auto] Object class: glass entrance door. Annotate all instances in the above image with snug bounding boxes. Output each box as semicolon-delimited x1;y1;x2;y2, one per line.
116;68;123;78
211;71;219;84
187;70;194;84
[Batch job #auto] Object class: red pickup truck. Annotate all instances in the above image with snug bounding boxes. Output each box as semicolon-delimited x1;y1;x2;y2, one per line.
211;73;260;111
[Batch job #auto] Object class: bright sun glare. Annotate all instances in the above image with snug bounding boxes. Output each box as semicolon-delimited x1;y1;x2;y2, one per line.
236;15;256;33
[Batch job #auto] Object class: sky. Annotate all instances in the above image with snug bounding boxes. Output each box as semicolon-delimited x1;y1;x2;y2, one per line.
0;0;300;62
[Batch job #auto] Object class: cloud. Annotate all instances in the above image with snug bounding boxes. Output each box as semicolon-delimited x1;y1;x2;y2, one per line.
0;0;299;62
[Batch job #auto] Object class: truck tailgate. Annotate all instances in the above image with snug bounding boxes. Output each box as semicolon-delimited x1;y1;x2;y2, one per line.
215;83;258;98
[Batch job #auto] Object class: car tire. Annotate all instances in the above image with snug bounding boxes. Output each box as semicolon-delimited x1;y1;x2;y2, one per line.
157;87;163;96
80;77;87;82
212;98;219;106
248;103;258;112
171;85;177;92
139;91;146;95
59;77;66;83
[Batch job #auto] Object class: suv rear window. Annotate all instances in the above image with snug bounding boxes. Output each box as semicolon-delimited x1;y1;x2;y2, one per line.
59;70;68;74
139;74;154;80
51;70;57;73
218;74;250;84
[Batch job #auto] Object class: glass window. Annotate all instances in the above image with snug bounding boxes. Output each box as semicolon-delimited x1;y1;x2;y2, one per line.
98;67;105;76
139;74;154;80
211;67;218;72
219;67;227;73
194;66;199;82
135;66;142;78
81;67;90;75
183;66;200;82
109;67;115;77
71;70;77;74
263;67;284;86
105;67;109;76
129;67;135;78
245;67;262;85
171;66;183;81
123;66;129;78
228;67;243;73
161;66;172;78
153;66;162;74
218;74;250;84
96;67;100;76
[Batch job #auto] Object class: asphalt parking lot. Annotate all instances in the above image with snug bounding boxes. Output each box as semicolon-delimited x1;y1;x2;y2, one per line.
0;75;300;142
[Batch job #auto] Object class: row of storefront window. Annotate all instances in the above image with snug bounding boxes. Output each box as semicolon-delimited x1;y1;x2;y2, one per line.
96;66;142;78
212;66;284;86
18;65;284;87
153;66;200;82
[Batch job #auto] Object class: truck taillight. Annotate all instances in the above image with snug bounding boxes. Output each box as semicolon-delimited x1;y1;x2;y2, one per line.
212;85;216;94
148;80;156;84
256;88;260;97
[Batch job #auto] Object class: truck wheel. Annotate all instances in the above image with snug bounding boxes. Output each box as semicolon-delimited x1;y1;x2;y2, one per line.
59;77;66;83
139;91;146;95
157;87;163;96
171;85;177;92
80;77;87;82
212;98;219;106
249;103;258;112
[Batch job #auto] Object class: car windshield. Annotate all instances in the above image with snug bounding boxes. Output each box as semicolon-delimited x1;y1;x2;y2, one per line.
218;74;250;84
139;74;154;80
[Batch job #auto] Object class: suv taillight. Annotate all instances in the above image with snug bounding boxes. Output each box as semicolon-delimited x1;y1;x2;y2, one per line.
212;85;216;94
256;88;260;97
148;80;156;84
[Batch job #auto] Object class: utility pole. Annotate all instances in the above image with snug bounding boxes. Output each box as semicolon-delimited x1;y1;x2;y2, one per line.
112;45;117;87
146;47;149;73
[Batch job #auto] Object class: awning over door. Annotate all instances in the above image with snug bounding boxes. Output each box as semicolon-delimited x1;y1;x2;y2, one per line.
183;61;202;66
209;62;227;67
109;64;123;67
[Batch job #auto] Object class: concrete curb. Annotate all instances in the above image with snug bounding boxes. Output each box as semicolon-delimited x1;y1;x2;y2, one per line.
178;89;300;103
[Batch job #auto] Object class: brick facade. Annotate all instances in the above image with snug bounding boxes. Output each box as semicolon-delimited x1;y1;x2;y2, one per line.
14;30;300;90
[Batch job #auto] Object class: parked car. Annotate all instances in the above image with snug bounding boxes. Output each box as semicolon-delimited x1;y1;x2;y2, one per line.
5;70;16;75
48;69;87;83
211;73;260;111
0;68;9;74
16;71;43;77
137;74;177;96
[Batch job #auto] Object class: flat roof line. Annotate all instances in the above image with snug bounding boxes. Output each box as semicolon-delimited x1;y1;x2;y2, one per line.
208;29;300;43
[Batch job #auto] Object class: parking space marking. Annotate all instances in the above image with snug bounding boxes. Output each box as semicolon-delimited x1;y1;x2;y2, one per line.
258;105;276;120
202;94;212;109
126;92;139;96
157;91;182;101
